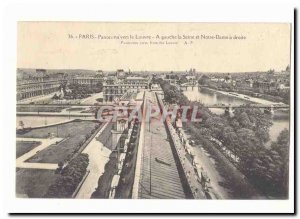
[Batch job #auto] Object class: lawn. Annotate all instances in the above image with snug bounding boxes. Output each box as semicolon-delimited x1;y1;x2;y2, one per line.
16;141;41;158
17;120;100;163
16;168;58;198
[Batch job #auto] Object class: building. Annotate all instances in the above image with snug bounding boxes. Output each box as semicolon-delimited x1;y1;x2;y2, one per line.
71;76;103;87
186;75;196;82
277;84;290;93
103;76;150;102
116;69;126;78
164;73;179;85
17;69;67;101
122;77;150;89
150;84;161;91
253;81;277;93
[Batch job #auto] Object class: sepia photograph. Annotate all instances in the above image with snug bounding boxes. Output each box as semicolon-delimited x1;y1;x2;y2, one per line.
15;22;292;202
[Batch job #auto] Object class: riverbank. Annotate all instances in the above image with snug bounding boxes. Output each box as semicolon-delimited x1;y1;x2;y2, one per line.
160;79;282;199
202;87;286;105
183;124;264;199
183;86;289;147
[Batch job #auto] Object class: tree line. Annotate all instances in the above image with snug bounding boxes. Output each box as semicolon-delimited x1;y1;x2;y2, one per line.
158;79;289;198
44;153;89;198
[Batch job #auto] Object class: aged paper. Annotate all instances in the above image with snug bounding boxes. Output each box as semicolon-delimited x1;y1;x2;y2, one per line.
16;22;291;201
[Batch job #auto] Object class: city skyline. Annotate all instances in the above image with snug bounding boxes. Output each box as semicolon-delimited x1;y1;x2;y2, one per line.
16;66;290;74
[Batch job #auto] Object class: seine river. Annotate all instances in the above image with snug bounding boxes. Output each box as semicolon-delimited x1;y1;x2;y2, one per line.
16;88;289;148
183;87;290;147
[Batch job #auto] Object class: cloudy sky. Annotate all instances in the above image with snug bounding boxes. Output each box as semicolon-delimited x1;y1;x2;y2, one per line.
18;22;291;72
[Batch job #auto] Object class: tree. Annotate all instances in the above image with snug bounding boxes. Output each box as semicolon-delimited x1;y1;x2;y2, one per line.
95;82;103;92
230;119;240;130
222;126;238;153
271;129;289;158
198;75;210;85
52;93;59;99
236;128;263;173
178;76;188;85
205;116;227;137
270;129;289;197
45;154;89;198
236;111;252;128
233;107;272;144
57;161;64;172
255;127;270;143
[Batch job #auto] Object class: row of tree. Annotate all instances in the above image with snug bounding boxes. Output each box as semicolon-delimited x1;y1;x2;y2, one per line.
44;154;89;198
63;83;103;100
158;78;289;198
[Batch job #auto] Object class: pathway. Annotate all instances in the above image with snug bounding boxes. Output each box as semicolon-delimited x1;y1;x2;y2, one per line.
81;92;103;104
181;131;230;199
75;122;112;199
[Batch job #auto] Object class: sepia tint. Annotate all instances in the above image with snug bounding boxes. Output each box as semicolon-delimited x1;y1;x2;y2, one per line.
16;22;291;199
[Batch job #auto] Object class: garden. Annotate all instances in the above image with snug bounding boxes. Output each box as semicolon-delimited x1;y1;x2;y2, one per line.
17;120;101;163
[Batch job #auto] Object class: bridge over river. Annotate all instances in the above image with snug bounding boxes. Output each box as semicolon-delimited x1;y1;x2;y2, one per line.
180;81;199;91
202;103;289;109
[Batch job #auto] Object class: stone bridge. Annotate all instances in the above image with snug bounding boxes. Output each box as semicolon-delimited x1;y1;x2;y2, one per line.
203;103;289;109
180;82;199;91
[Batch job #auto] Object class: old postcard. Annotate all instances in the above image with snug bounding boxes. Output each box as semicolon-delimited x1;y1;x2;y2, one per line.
16;22;292;203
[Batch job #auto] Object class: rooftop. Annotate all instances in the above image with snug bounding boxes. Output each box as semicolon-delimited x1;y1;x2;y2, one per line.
126;77;148;80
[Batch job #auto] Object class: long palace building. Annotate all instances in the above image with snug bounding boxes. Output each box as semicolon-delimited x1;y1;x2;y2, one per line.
17;69;151;102
70;76;102;87
17;69;67;101
103;76;151;102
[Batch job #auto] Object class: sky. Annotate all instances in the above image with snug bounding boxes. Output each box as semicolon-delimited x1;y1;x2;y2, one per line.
17;22;291;73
